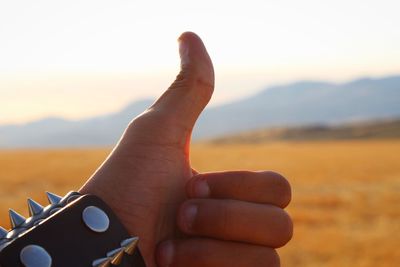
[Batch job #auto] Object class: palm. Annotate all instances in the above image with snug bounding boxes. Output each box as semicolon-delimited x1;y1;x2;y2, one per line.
79;32;214;267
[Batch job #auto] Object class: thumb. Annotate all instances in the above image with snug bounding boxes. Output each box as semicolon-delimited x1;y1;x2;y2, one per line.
150;32;215;133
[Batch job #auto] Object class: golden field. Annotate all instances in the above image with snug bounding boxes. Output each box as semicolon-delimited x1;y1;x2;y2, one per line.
0;140;399;267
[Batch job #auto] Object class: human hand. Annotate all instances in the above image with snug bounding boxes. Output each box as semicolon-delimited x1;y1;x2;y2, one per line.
79;32;292;267
157;170;292;267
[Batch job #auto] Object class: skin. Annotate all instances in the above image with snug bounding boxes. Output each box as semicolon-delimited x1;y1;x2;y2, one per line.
79;32;293;267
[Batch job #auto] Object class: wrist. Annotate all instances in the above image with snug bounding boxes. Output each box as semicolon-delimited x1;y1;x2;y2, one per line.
0;191;147;267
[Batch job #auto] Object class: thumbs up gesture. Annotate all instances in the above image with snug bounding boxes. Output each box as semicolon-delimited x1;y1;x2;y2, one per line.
79;32;292;267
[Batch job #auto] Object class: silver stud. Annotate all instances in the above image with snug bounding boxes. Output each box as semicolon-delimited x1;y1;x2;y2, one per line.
20;244;52;267
121;236;139;255
0;226;7;239
92;257;111;267
46;192;62;205
27;199;44;216
82;206;110;233
110;249;125;265
9;209;26;228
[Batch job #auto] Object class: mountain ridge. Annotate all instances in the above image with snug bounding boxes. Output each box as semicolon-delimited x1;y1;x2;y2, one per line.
1;75;399;147
209;119;400;144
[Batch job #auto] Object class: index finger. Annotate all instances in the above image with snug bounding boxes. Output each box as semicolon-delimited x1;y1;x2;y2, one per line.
186;171;291;208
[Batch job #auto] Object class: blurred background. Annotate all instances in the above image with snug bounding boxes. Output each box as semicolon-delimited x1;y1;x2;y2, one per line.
1;0;399;266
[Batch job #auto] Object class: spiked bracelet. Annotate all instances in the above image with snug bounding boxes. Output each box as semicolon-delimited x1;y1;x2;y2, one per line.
0;191;147;267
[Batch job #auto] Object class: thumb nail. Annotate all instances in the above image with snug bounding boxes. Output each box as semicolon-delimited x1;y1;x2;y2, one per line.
179;39;190;66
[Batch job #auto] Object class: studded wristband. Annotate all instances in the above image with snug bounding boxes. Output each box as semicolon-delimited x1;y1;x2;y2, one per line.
0;191;147;267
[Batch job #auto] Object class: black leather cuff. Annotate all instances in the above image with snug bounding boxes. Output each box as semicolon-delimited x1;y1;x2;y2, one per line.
0;192;147;267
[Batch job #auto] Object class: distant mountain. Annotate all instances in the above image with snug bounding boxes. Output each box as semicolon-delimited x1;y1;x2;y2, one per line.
1;75;400;147
194;76;400;138
209;119;400;144
0;99;154;147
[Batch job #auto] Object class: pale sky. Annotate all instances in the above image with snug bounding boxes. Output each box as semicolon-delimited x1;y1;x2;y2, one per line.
1;0;400;124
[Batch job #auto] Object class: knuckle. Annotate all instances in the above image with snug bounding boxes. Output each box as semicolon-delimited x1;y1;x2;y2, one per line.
125;121;138;138
124;109;190;148
125;111;151;134
123;118;143;142
126;117;139;133
172;68;214;101
173;68;197;89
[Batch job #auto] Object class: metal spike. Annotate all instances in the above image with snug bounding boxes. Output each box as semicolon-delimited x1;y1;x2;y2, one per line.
106;247;124;258
92;257;111;267
27;198;44;216
121;236;139;255
0;226;7;239
46;192;62;205
9;209;26;228
110;249;125;265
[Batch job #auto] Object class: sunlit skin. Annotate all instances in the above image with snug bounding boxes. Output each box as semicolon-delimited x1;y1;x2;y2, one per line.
79;32;293;267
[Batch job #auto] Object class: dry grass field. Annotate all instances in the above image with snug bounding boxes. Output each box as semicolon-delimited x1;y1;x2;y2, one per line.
0;140;399;266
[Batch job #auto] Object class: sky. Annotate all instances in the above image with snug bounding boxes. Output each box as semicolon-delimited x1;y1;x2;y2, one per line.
1;0;400;124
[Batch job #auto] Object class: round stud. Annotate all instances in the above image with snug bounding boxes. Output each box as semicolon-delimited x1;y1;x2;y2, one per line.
20;245;52;267
82;206;110;233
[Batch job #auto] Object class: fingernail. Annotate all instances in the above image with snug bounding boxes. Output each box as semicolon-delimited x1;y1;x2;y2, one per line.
193;178;210;197
179;39;190;66
157;240;174;267
182;204;198;230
